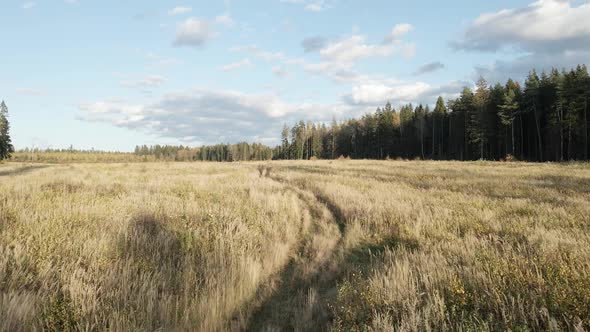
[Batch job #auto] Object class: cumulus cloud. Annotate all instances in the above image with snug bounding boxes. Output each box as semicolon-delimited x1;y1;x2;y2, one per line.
453;0;590;53
384;23;413;43
173;18;213;47
169;6;192;16
220;58;252;71
414;62;445;75
78;89;350;144
342;79;469;106
454;0;590;83
344;80;430;105
320;35;394;64
300;31;416;83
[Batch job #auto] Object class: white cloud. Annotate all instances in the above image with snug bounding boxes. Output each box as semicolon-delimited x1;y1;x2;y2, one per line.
384;23;413;43
169;6;192;16
343;79;469;106
215;14;234;27
320;35;394;64
121;75;166;89
220;58;252;71
347;81;430;105
300;32;416;82
173;18;213;47
454;0;590;52
454;0;590;84
78;89;351;144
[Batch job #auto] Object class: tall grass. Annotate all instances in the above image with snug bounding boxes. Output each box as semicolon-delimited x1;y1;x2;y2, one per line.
0;160;589;331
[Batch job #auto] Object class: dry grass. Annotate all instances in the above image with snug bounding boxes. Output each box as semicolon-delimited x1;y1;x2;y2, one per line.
0;160;589;331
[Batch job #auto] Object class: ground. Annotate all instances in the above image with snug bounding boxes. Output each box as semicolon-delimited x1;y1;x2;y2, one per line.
1;160;589;331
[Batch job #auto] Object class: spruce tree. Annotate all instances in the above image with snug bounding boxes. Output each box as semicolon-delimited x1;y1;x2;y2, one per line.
524;70;544;161
0;101;15;160
471;78;490;159
500;87;519;157
433;96;447;158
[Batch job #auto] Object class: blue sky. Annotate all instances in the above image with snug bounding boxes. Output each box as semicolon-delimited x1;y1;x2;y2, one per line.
2;0;589;151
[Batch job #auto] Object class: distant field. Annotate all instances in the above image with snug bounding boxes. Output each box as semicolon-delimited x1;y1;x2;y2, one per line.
1;160;589;331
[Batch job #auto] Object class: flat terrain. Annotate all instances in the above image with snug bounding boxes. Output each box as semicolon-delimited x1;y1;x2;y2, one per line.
1;160;589;331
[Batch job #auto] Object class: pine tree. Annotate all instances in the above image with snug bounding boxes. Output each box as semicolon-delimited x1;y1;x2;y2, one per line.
0;101;15;160
524;70;544;161
414;104;426;159
471;78;489;159
455;87;474;160
433;96;447;158
500;86;519;157
575;65;589;160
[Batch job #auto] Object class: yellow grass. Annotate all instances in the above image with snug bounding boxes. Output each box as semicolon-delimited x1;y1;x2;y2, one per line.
1;160;589;331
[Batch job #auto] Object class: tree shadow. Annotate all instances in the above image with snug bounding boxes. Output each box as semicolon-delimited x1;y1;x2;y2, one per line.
0;165;50;177
98;213;185;330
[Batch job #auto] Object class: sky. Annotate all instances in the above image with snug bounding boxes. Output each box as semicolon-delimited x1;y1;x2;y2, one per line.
1;0;590;151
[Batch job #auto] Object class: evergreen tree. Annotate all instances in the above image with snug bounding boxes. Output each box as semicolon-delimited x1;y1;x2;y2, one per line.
0;101;15;160
433;96;447;158
524;70;544;161
500;85;519;157
455;88;474;160
414;104;426;159
471;77;490;159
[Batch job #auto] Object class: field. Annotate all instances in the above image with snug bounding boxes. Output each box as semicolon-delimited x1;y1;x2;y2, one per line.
1;160;589;331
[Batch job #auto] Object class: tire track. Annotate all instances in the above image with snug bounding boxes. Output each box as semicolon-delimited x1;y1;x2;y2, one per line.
244;171;348;331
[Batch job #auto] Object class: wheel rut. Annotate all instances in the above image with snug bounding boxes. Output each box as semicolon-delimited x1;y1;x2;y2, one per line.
244;172;348;332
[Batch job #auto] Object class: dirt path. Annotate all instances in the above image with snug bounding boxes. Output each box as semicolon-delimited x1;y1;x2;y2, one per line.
245;172;347;331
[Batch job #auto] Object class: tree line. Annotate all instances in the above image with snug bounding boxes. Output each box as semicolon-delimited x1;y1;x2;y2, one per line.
275;65;590;162
133;142;273;161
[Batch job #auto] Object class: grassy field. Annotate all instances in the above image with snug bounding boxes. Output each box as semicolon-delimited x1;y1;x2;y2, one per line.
1;160;589;331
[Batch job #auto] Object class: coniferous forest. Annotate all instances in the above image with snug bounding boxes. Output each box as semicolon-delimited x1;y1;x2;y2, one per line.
128;65;590;162
275;65;590;162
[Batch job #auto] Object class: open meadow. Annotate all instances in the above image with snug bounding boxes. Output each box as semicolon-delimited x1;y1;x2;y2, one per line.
1;160;589;331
